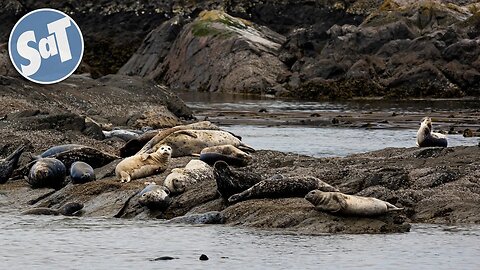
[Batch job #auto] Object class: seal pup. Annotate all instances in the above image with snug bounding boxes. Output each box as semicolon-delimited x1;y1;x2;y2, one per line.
115;145;172;183
305;190;403;217
22;202;84;216
164;211;225;225
200;144;252;166
0;143;28;184
27;158;67;189
416;117;447;147
213;161;263;199
164;160;214;194
228;176;339;204
138;182;171;210
70;161;96;184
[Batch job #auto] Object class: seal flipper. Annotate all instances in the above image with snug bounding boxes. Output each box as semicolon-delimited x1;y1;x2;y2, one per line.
237;143;255;153
385;201;404;212
175;130;198;138
0;143;29;184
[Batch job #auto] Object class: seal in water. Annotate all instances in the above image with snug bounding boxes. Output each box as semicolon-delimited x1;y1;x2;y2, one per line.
138;182;171;210
228;176;339;204
70;161;96;184
200;144;252;167
213;161;263;199
22;202;84;216
164;160;214;194
115;145;172;183
164;211;225;224
27;158;67;189
305;190;403;216
142;129;254;158
416;117;447;147
0;143;28;184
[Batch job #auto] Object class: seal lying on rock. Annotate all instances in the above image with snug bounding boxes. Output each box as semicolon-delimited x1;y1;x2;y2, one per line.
142;129;253;158
305;190;403;217
22;202;84;216
0;143;28;184
164;160;213;194
27;158;66;189
164;211;225;224
36;144;85;159
102;129;140;142
416;117;447;147
213;161;263;199
200;144;252;166
228;176;339;204
115;145;172;183
138;182;171;210
70;161;96;184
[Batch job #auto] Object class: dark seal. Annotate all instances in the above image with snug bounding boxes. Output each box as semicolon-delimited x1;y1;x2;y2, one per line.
228;176;339;204
213;161;262;199
22;202;84;216
70;161;96;184
27;158;67;189
0;143;28;184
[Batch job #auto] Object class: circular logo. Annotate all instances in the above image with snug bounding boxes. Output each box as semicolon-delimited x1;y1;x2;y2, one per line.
8;8;84;84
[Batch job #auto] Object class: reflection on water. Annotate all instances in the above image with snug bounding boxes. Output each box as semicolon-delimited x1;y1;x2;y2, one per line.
1;213;479;270
223;125;479;157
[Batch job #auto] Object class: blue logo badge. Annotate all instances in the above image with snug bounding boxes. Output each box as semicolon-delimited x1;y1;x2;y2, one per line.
8;8;84;84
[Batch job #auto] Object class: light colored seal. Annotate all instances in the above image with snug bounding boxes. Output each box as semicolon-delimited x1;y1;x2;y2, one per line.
416;117;447;147
70;161;96;184
228;176;339;204
200;144;252;166
22;202;84;216
305;190;403;216
27;158;67;189
142;129;253;158
138;182;171;210
115;145;172;183
164;159;214;194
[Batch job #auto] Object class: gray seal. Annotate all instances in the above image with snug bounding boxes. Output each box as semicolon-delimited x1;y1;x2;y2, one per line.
0;143;28;184
228;176;339;204
27;158;66;189
416;117;447;147
213;161;263;200
138;183;171;210
36;144;85;159
70;161;96;184
305;190;403;216
22;202;84;216
164;211;225;225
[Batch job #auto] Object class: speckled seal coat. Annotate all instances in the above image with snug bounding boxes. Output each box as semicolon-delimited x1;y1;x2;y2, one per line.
27;158;67;189
305;190;403;216
164;159;213;194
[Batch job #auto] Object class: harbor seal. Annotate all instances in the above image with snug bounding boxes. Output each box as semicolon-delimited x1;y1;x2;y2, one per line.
164;160;214;194
213;161;263;199
200;144;252;166
416;117;447;147
119;130;158;157
305;190;403;216
27;158;67;189
0;143;28;184
164;211;225;224
138;182;171;210
228;176;339;204
36;144;85;159
142;129;254;158
22;202;84;216
70;161;96;184
115;145;172;183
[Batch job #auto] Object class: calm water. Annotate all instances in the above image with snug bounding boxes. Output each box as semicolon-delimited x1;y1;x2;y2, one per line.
1;212;479;270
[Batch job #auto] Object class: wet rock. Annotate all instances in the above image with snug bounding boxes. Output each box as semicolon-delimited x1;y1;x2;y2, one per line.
199;254;209;261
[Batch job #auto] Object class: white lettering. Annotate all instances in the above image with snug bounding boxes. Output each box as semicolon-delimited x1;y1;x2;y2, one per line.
47;17;72;62
38;35;58;59
17;31;41;76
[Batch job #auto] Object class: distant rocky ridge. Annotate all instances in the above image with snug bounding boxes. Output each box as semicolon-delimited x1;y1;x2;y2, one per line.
1;0;480;98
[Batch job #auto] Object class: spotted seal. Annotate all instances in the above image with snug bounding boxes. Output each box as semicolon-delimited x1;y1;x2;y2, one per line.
36;144;85;159
305;190;403;216
141;129;253;158
70;161;96;184
115;145;171;183
164;211;225;224
200;144;252;166
0;143;28;184
416;117;447;147
138;182;171;210
164;159;213;194
22;202;84;216
228;176;339;204
27;158;67;189
213;161;263;199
